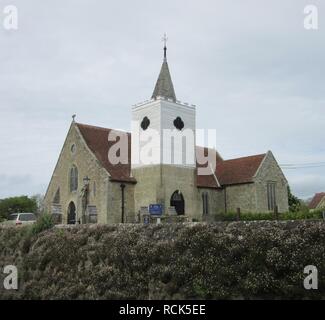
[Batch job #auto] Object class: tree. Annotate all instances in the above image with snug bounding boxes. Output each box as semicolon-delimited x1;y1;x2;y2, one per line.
0;196;37;220
288;186;301;213
31;194;45;216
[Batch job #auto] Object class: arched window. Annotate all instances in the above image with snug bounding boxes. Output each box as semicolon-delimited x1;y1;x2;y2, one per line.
53;188;60;204
69;165;78;192
202;192;209;215
267;182;276;211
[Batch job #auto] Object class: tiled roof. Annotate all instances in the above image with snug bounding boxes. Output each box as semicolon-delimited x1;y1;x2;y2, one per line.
197;153;266;188
309;192;325;209
216;154;266;186
196;146;223;188
76;122;265;187
76;123;136;183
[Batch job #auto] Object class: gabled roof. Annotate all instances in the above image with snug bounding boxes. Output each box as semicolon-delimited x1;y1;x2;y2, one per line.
75;122;266;188
309;192;325;209
76;123;136;183
151;58;176;102
197;153;266;188
216;154;266;186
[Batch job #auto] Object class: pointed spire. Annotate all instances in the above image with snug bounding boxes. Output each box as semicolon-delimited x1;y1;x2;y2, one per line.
151;34;177;102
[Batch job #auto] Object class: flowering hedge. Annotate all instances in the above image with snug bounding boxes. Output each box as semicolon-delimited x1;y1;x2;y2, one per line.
0;221;324;299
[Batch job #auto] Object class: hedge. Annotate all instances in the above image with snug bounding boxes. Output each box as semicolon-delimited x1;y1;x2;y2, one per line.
0;221;324;300
214;210;324;222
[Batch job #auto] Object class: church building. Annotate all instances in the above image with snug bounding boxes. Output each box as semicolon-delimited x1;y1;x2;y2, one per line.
44;43;289;224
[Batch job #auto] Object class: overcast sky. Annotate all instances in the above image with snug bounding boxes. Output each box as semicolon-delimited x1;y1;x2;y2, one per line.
0;0;324;199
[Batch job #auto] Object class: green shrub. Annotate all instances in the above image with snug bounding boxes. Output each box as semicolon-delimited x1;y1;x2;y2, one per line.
213;212;274;221
30;214;55;235
280;210;323;220
212;210;324;222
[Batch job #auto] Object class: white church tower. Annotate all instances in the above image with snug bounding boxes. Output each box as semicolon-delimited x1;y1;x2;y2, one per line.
131;36;197;217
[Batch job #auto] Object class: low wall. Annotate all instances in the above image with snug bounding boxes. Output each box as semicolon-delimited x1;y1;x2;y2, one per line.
0;221;324;299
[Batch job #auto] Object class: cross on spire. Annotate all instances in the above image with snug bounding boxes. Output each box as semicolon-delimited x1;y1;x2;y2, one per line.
151;33;176;102
162;33;168;59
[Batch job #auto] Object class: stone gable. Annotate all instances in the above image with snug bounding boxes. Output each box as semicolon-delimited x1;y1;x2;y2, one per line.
44;123;110;224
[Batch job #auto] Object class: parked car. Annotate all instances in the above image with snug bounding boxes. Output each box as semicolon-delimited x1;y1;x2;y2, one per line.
3;213;37;226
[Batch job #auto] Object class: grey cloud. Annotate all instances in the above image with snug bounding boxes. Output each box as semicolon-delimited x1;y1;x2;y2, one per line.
0;0;324;199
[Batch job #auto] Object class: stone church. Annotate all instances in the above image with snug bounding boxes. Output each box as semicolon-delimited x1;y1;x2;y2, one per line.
44;44;289;224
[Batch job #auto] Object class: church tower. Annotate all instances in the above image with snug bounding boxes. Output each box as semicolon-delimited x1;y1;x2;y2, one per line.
131;36;197;218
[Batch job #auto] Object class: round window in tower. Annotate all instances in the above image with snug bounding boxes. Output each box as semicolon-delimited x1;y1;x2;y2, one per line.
141;116;150;130
173;117;184;130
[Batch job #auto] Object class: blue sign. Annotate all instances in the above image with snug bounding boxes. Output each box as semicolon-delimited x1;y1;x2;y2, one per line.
149;204;163;216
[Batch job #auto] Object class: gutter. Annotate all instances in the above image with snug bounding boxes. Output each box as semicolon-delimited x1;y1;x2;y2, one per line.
109;177;137;184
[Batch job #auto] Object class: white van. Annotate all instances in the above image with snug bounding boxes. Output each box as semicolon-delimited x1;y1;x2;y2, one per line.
6;213;37;226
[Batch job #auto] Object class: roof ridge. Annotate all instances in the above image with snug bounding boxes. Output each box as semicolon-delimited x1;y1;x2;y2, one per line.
76;122;130;135
223;153;266;162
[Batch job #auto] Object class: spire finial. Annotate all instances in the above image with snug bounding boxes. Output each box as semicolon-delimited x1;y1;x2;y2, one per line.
72;114;76;122
162;33;168;59
151;33;176;101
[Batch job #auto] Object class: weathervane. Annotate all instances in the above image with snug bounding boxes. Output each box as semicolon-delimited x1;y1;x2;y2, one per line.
162;33;168;59
72;114;76;122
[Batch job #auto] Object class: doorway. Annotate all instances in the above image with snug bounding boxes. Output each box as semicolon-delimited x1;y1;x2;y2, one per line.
170;190;185;215
67;202;76;224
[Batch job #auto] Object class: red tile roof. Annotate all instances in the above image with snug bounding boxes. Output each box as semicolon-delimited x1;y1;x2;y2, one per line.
309;193;325;209
197;153;266;188
76;123;136;183
216;154;266;186
196;146;223;188
76;122;265;187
